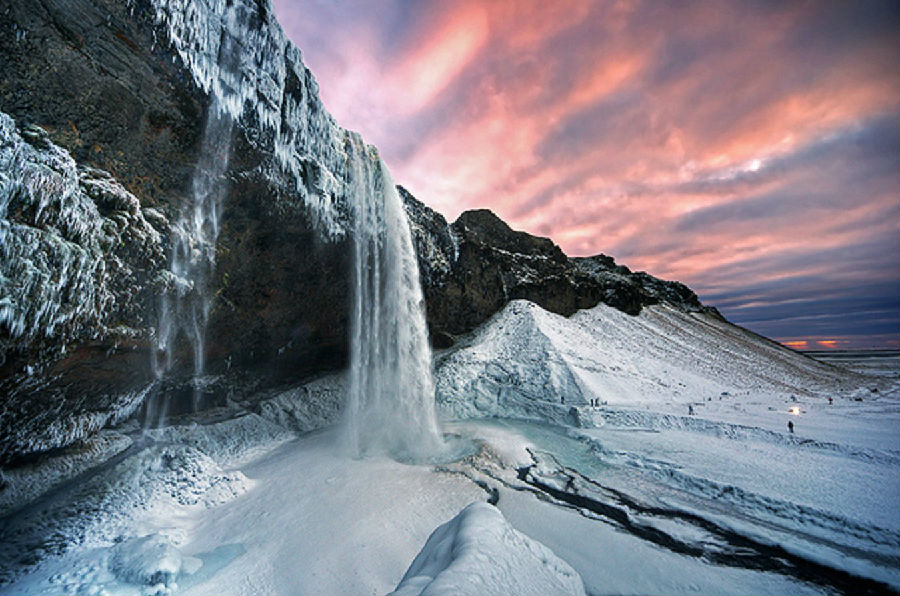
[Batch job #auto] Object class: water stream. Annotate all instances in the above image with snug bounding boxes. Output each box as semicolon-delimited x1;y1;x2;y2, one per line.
148;20;239;426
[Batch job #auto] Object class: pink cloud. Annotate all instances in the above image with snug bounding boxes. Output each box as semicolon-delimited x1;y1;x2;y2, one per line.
272;0;900;347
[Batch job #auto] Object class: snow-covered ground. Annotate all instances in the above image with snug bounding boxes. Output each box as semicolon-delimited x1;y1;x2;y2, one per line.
2;300;898;595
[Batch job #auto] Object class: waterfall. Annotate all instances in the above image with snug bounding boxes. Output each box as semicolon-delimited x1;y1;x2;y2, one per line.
148;10;240;425
343;141;446;461
151;99;233;399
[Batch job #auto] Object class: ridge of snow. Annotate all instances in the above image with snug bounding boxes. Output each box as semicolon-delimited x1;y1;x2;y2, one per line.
389;501;586;596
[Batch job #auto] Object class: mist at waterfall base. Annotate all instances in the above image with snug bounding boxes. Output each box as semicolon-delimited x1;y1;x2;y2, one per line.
343;146;466;462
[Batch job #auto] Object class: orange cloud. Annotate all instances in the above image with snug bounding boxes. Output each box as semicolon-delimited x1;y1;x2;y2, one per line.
782;340;809;349
386;4;489;114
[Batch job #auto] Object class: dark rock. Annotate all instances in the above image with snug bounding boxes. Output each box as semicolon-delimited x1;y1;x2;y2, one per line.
401;189;715;344
0;0;357;461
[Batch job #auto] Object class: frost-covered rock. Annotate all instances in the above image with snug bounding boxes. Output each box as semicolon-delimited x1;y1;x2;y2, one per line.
256;373;346;433
0;429;132;517
143;0;355;238
0;112;164;350
0;109;167;461
390;502;586;596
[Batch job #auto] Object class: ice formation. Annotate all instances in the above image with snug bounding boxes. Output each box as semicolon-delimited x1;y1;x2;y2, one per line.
0;111;162;458
0;113;115;346
343;141;445;460
153;90;234;410
142;0;357;238
0;111;165;350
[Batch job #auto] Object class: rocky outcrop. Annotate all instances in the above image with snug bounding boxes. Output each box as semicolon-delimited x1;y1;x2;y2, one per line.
401;188;715;347
0;113;164;461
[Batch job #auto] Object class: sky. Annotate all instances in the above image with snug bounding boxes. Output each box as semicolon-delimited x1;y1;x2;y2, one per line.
271;0;900;350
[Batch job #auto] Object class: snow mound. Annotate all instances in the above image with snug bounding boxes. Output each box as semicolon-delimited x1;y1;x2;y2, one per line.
110;533;201;594
436;300;863;420
390;501;585;596
146;412;294;467
256;373;345;433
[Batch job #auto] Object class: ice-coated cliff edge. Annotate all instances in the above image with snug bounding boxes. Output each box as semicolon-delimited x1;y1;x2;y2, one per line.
143;0;358;239
0;112;164;460
0;0;390;460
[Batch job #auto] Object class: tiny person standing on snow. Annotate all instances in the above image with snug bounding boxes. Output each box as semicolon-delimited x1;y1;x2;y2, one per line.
788;420;794;433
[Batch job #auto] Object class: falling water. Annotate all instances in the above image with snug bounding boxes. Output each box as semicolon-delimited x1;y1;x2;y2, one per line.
148;19;239;426
152;100;233;394
343;142;446;460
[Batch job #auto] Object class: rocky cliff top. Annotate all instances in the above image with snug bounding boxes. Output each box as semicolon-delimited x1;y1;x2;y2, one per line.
401;187;716;347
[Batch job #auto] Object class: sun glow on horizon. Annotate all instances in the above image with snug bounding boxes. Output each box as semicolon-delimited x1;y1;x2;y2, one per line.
782;340;808;350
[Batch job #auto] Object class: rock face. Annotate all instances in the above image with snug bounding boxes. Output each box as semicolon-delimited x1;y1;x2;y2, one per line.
0;0;717;462
402;187;714;347
0;0;367;461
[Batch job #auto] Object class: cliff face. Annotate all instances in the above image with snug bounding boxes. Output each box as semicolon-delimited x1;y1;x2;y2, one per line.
0;0;372;461
0;0;716;462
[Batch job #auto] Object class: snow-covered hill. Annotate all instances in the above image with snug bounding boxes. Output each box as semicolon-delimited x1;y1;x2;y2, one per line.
435;299;867;423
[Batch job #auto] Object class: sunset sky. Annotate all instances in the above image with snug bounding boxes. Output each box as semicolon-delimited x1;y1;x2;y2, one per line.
272;0;900;349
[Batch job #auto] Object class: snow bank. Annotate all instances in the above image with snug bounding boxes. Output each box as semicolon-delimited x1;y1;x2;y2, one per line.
0;429;132;517
435;300;863;421
390;502;585;596
255;373;345;433
0;412;299;587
